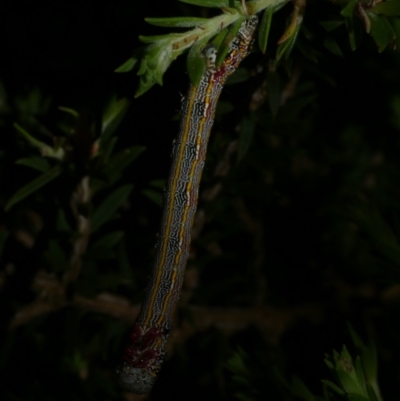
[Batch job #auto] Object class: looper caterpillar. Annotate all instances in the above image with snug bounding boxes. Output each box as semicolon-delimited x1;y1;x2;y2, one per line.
116;15;259;395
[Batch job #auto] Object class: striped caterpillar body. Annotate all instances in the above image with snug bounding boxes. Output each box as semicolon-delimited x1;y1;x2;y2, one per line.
117;15;258;395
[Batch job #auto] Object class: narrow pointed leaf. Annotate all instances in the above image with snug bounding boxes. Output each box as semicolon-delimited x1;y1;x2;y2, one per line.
258;7;274;53
104;145;145;184
296;37;320;62
341;0;358;50
365;383;380;401
145;16;208;28
5;165;62;211
321;380;346;395
14;123;64;160
341;0;356;18
115;46;145;73
135;42;181;97
100;137;118;165
275;29;296;63
216;17;244;67
211;27;229;49
187;36;210;86
91;185;134;232
323;37;344;57
115;57;137;72
367;11;395;52
91;231;125;249
16;157;51;172
143;188;163;207
101;98;129;141
319;20;344;31
292;376;317;401
139;34;180;43
58;106;79;118
179;0;231;7
372;0;400;16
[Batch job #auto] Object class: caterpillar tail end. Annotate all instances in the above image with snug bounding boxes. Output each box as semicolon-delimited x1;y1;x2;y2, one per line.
116;362;155;395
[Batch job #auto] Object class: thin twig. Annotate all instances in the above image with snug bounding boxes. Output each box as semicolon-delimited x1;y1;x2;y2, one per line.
63;175;91;285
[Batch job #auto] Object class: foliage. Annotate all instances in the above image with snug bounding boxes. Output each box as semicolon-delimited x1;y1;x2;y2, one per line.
226;325;382;401
116;0;400;95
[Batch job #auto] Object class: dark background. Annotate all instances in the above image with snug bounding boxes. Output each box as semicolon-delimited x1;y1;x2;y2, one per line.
1;0;400;400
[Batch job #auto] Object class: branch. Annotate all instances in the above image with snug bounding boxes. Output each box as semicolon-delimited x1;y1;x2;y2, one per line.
9;270;324;349
63;175;92;285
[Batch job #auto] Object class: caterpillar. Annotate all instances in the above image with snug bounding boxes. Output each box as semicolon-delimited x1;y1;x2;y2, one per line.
116;15;259;395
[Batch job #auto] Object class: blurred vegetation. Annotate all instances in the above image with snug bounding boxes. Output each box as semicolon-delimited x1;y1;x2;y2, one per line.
1;0;400;400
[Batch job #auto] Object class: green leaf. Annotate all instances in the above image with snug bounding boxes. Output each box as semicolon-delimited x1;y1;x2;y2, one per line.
372;0;400;16
273;366;293;392
347;323;378;385
14;123;64;160
145;16;209;28
216;17;245;67
14;86;50;115
115;46;146;73
348;323;365;348
135;42;183;97
91;231;125;249
211;27;229;49
321;380;346;396
341;0;356;18
275;22;301;63
238;112;256;161
341;0;362;51
139;33;181;44
323;37;344;57
258;7;273;54
319;20;344;31
225;347;251;376
100;137;118;166
104;146;146;184
5;165;62;211
367;12;396;52
143;188;163;207
365;383;380;401
291;376;316;401
91;184;134;232
58;106;79;118
115;57;137;72
296;37;320;62
354;357;367;393
187;36;210;86
101;97;129;141
148;179;166;189
16;156;51;173
179;0;231;7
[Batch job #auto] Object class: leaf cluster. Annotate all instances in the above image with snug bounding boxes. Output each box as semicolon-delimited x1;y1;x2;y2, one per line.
117;0;400;97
